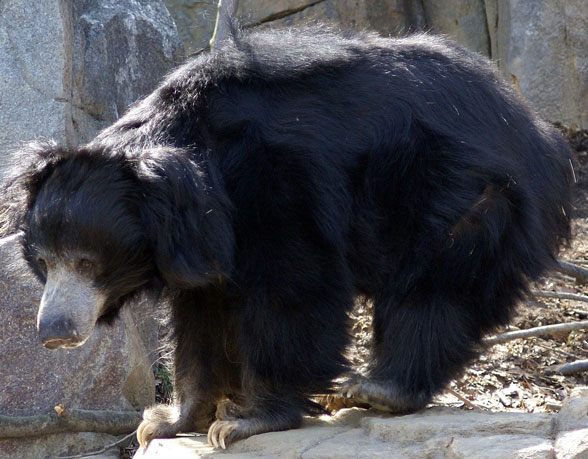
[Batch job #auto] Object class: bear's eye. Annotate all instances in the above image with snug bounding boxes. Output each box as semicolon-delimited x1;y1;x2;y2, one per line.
78;259;95;273
37;258;47;273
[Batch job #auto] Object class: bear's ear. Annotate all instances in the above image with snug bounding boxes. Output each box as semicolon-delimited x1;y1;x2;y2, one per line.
0;141;69;237
133;147;234;288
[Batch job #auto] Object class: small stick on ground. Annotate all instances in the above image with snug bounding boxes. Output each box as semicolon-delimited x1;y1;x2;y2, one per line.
532;290;588;303
534;341;579;359
446;388;480;410
557;261;588;284
555;359;588;376
485;320;588;346
571;260;588;266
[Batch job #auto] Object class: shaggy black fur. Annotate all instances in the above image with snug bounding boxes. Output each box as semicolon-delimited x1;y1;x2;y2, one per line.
0;26;572;444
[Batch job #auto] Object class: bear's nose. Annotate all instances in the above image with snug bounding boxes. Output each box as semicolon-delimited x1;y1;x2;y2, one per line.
37;315;80;350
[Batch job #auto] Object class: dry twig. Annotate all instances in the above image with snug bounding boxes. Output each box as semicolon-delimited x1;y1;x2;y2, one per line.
557;261;588;284
446;388;480;410
556;359;588;376
532;290;588;303
485;320;588;346
534;341;579;359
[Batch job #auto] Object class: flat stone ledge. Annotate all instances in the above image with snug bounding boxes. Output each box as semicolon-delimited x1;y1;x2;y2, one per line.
136;388;588;458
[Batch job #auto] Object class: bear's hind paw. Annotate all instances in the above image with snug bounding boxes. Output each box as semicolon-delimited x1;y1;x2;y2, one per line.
340;378;429;413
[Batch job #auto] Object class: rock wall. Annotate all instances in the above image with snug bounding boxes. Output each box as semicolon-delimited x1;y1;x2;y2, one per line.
0;1;182;458
165;0;588;128
0;0;183;157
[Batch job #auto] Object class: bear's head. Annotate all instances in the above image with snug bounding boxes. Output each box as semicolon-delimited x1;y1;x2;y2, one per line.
0;141;234;349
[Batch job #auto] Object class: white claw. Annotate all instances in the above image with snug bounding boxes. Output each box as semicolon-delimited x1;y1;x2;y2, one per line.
220;436;226;450
137;422;146;449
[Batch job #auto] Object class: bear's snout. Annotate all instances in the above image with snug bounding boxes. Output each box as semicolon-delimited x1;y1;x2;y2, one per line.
36;265;107;350
38;314;81;349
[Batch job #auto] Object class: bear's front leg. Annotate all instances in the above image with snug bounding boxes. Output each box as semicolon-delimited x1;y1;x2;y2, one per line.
138;287;240;449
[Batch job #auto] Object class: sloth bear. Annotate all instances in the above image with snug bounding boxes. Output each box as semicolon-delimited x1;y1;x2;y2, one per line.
0;27;572;448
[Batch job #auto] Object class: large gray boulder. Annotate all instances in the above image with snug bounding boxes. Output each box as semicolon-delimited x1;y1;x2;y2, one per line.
240;0;425;37
0;1;70;152
71;0;184;144
0;0;183;156
164;0;218;55
421;0;490;55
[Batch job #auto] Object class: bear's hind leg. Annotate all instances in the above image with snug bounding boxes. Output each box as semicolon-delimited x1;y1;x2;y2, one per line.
343;291;482;413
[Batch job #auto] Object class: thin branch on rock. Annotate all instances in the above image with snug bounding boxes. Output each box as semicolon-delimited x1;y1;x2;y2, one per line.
484;320;588;346
557;261;588;284
58;430;137;459
0;408;141;439
555;359;588;376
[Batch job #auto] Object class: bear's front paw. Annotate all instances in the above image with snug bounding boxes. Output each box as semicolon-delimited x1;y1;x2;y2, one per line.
137;418;158;449
208;418;259;449
208;419;238;449
137;405;181;450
